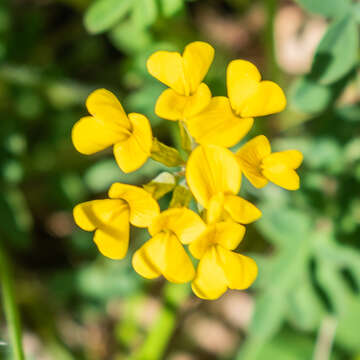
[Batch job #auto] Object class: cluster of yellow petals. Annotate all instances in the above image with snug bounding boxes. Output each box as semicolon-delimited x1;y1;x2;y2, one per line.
71;41;303;300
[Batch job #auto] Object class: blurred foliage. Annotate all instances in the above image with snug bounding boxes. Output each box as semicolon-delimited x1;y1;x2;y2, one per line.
0;0;359;359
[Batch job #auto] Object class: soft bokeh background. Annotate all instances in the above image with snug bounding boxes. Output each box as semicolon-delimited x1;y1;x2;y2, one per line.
0;0;359;359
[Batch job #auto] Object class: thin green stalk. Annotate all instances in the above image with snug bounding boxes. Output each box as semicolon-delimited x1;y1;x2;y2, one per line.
0;245;25;360
264;0;279;82
129;283;190;360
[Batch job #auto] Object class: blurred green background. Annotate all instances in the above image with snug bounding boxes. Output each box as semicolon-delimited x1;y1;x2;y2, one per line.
0;0;359;359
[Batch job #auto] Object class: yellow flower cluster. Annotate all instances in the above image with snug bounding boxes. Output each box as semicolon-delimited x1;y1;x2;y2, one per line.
72;41;303;300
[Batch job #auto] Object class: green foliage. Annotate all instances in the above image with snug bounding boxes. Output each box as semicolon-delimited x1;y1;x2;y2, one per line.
295;0;351;18
1;0;360;359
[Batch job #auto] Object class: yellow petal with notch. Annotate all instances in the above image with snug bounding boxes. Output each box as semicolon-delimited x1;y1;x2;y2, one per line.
236;135;271;188
108;183;160;227
189;221;245;259
149;208;206;244
217;246;258;290
227;60;286;117
86;88;131;130
240;81;287;118
72;116;127;155
132;232;195;283
146;51;186;95
183;41;214;94
224;195;262;224
263;150;303;169
73;199;130;259
191;246;228;300
155;83;211;121
187;97;254;147
261;150;303;190
113;113;152;173
227;60;261;115
186;145;241;207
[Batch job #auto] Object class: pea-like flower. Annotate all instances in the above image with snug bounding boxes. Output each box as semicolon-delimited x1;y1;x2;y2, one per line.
72;89;152;173
147;41;214;121
236;135;303;190
132;208;206;283
186;144;261;225
187;60;286;147
73;183;159;259
189;221;258;300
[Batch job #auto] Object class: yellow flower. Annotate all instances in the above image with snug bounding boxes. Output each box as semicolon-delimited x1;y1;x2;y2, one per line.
186;145;261;225
236;135;303;190
72;89;152;173
147;41;214;121
132;208;206;283
186;60;286;147
189;221;258;300
73;183;159;259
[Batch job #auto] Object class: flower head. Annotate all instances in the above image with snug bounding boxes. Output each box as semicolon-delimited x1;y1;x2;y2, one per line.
189;221;258;300
73;183;159;259
186;144;261;225
186;60;286;148
147;41;214;121
132;208;206;283
72;89;152;173
236;135;303;190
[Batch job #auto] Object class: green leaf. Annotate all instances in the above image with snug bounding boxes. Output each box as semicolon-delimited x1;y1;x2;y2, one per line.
310;14;359;84
84;0;132;34
109;19;152;53
237;207;313;360
160;0;184;17
289;76;333;113
287;268;325;331
132;0;157;28
295;0;351;18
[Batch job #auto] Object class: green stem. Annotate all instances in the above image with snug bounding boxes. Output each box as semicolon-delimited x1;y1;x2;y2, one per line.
0;245;25;360
129;283;190;360
264;0;279;82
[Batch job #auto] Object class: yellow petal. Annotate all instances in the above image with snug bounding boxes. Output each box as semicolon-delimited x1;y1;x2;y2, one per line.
73;199;128;231
240;81;287;118
189;221;245;259
263;150;303;169
183;41;214;95
155;83;211;121
113;113;152;173
224;195;262;224
227;60;286;117
236;135;271;188
227;60;261;115
186;97;254;147
261;167;300;190
72;116;126;155
261;150;303;190
93;214;129;260
191;246;228;300
108;183;160;227
217;246;258;290
73;199;130;259
86;88;131;130
186;145;241;207
149;208;206;244
206;193;225;224
132;232;195;283
146;50;186;95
